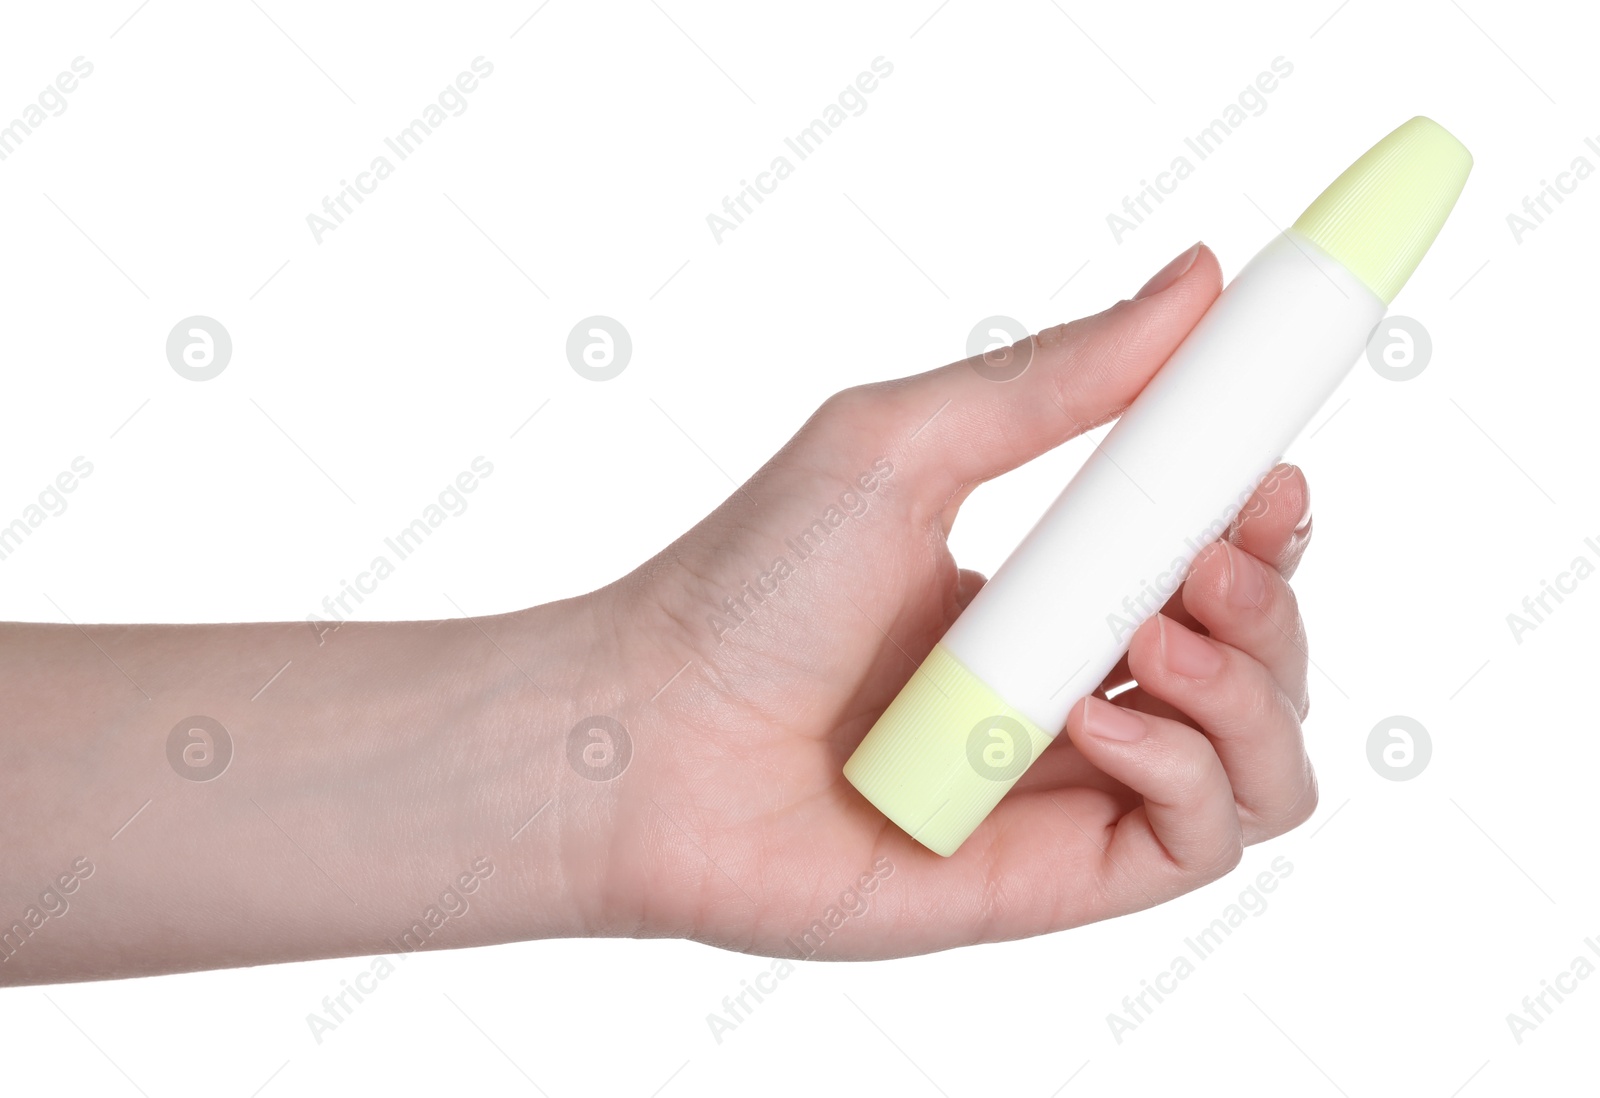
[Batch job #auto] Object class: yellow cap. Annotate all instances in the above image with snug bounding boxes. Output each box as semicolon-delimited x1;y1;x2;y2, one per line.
1291;116;1472;304
843;643;1054;856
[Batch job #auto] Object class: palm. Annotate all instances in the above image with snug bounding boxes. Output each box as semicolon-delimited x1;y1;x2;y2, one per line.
596;247;1317;960
614;439;1140;960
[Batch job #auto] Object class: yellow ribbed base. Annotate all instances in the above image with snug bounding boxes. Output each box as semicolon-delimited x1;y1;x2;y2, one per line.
843;642;1053;856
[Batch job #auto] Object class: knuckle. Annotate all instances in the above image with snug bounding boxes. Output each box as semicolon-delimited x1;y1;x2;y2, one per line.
1170;754;1212;800
1239;687;1282;734
817;383;888;425
811;383;910;458
1276;579;1302;623
1282;766;1320;832
1269;685;1303;728
1298;690;1312;722
1254;761;1319;838
1194;830;1245;883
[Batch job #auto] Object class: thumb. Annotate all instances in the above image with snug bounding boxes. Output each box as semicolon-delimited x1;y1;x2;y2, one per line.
875;242;1221;516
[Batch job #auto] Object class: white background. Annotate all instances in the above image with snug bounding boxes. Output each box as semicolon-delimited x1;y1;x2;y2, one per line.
1;1;1595;1094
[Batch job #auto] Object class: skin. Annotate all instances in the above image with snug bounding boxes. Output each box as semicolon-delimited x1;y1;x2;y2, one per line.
0;242;1319;985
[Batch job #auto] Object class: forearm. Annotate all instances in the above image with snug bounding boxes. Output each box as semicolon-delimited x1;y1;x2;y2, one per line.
0;595;617;985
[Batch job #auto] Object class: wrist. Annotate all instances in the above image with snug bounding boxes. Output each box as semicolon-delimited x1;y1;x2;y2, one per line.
472;587;646;943
500;574;721;945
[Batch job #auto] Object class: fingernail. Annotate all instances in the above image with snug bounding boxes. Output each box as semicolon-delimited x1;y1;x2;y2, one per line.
1225;543;1267;609
1290;468;1312;532
1134;242;1202;300
1084;696;1146;742
1159;614;1224;678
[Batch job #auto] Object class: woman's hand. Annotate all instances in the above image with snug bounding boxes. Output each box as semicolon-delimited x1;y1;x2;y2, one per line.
573;243;1321;959
0;243;1320;984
